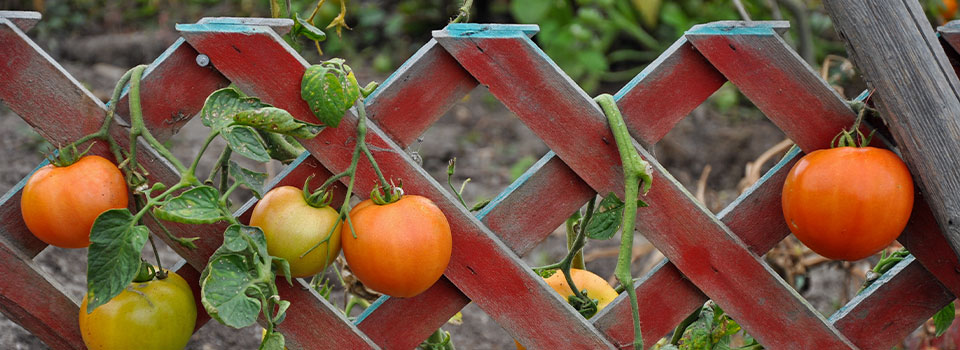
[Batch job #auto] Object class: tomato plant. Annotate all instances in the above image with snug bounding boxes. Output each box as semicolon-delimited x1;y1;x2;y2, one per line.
342;194;452;298
79;269;196;350
21;154;128;248
543;268;619;310
250;185;342;278
782;146;914;261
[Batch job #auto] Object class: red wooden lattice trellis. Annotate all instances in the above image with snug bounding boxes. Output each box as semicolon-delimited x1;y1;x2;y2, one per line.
3;11;960;349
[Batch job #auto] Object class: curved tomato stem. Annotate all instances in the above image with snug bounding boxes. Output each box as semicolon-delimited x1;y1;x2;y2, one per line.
596;93;651;350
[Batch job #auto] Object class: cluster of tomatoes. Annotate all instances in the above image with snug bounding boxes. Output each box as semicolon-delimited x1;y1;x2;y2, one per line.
21;154;452;349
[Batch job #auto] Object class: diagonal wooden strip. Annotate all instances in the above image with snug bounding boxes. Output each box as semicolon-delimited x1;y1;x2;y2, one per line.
0;11;41;32
178;23;618;349
829;255;955;349
0;18;369;350
689;17;960;318
0;234;83;350
434;25;857;349
356;33;728;349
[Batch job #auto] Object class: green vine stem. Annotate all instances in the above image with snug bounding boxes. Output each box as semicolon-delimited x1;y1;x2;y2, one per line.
565;213;585;270
450;0;473;23
303;96;394;256
596;93;652;350
532;198;596;313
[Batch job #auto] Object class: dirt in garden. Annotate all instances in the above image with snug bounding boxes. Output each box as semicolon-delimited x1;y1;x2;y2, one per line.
0;28;894;350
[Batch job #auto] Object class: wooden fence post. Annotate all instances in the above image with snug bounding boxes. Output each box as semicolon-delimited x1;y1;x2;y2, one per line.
823;1;960;260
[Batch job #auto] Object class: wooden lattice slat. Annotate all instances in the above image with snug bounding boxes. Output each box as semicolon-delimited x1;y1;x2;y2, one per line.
3;11;960;350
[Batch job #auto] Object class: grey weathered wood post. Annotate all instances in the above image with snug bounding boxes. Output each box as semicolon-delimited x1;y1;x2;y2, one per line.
823;1;960;259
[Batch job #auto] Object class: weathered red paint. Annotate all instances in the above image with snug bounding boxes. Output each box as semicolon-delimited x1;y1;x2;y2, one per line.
436;33;857;349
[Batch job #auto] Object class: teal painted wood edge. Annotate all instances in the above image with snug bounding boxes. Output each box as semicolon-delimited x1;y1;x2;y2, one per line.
716;146;799;220
939;19;960;34
365;39;441;103
827;255;915;323
354;295;390;325
686;20;789;36
435;23;539;39
176;22;273;35
0;159;49;207
475;151;557;220
613;36;690;101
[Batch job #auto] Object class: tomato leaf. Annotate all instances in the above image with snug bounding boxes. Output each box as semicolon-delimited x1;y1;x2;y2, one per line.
294;13;326;41
259;131;306;164
201;225;276;329
935;301;956;337
586;193;624;240
154;186;226;224
260;331;285;350
301;59;361;127
229;161;267;199
85;209;150;313
202;254;262;328
233;107;325;139
200;88;270;132
223;125;271;163
272;257;293;285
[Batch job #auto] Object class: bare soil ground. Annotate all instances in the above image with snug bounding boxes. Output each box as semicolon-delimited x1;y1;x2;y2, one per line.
0;28;897;349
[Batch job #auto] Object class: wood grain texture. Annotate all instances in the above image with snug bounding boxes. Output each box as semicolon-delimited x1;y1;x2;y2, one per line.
435;26;856;349
686;21;853;152
0;235;83;350
179;24;617;350
830;255;955;349
823;0;960;261
613;36;726;148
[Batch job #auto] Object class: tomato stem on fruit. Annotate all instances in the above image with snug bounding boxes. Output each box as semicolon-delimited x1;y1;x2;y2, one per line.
596;93;651;350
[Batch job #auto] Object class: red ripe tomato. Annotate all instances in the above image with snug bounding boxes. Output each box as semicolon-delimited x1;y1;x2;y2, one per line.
782;147;914;261
342;195;452;298
21;155;128;248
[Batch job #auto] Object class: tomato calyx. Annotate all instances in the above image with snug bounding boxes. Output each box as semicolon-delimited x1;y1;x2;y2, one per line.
369;181;403;205
132;260;166;283
47;142;97;168
834;94;878;149
301;174;334;208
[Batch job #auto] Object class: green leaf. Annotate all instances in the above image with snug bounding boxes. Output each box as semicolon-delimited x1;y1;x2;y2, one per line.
224;125;271;162
301;59;361;127
229;161;267;199
260;131;307;164
935;301;955;337
154;186;226;224
202;254;262;328
260;331;285;350
510;0;553;23
295;14;326;41
586;193;625;240
200;88;269;132
233;107;324;139
85;209;150;313
201;225;276;329
272;257;293;285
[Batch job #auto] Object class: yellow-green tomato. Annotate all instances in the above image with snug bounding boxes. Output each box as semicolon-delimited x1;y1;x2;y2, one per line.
250;186;342;278
79;270;197;350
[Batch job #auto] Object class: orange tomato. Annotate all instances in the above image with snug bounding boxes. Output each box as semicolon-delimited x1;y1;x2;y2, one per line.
515;269;619;349
782;147;914;260
21;155;128;248
945;0;958;20
342;195;452;298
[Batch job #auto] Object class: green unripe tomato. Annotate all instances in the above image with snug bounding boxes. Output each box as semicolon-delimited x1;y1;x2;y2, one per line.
79;270;197;350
